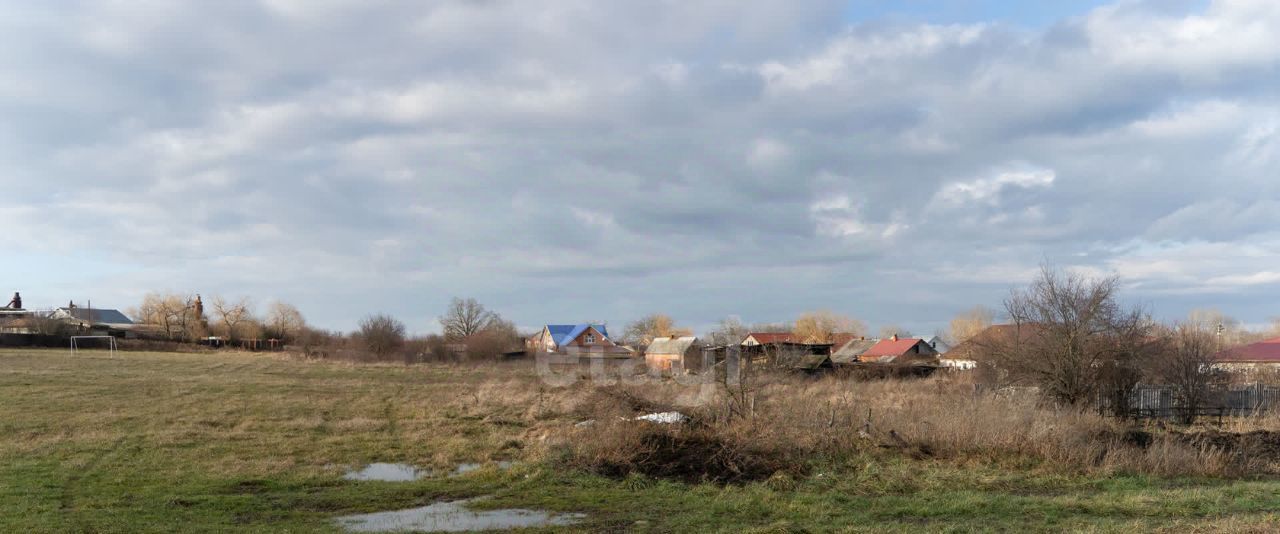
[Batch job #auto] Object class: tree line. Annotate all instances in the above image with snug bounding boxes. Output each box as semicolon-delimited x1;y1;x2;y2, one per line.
131;293;305;344
129;294;522;363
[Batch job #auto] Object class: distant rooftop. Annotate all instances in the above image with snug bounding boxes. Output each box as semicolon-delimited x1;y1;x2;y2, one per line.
55;307;133;325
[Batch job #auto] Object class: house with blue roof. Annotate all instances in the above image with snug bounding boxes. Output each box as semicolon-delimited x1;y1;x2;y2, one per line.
528;323;633;357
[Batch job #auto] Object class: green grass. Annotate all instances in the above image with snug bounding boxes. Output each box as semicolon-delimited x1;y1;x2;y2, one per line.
2;349;1279;532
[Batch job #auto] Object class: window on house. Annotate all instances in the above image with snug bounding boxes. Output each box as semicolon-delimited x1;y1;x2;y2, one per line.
585;333;595;344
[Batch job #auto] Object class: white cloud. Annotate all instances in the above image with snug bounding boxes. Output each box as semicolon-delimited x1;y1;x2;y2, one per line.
808;194;905;240
1206;271;1280;287
757;24;986;92
934;166;1056;206
1085;0;1280;77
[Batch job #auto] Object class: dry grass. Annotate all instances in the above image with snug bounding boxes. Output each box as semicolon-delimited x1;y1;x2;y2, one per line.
7;348;1280;531
547;371;1275;482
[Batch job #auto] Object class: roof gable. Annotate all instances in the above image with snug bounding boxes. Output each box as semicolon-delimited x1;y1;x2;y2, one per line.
545;324;609;346
743;332;795;345
862;338;928;358
645;336;700;355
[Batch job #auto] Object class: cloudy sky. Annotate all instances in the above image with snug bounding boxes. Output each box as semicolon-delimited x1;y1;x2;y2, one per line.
3;0;1279;335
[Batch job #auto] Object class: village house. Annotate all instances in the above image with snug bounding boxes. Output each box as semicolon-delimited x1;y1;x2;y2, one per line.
50;304;136;337
941;324;1037;370
527;323;633;357
920;335;952;355
1213;337;1280;373
858;335;940;364
740;332;815;366
740;332;795;347
644;335;705;373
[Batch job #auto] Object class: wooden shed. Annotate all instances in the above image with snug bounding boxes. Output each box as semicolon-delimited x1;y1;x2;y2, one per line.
644;335;704;373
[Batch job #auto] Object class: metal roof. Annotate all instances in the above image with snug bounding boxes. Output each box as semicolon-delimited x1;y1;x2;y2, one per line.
832;338;879;364
1217;337;1280;363
645;336;700;356
56;307;133;325
546;324;609;347
790;353;833;370
861;337;931;362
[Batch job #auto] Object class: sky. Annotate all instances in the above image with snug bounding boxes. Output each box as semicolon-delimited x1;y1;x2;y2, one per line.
2;0;1279;336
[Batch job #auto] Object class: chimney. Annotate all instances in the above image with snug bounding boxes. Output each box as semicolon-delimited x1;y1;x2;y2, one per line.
892;334;899;341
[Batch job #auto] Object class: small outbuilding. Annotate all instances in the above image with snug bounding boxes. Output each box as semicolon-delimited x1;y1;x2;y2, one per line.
644;335;705;373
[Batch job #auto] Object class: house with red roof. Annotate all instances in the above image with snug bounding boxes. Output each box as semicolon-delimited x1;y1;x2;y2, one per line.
741;332;795;346
858;335;940;364
1214;337;1280;372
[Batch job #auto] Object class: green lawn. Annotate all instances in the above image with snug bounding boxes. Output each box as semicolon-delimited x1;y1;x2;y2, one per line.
2;349;1279;532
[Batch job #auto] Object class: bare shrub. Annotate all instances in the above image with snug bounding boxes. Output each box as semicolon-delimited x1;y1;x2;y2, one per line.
1148;323;1223;423
356;314;406;360
562;420;795;484
294;327;347;359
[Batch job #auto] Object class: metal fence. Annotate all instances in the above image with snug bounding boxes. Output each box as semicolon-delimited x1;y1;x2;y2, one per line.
1105;383;1280;419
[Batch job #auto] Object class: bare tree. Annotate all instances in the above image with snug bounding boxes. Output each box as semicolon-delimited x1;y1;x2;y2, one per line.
948;305;995;345
265;301;306;343
211;296;254;342
623;313;692;347
134;292;201;341
439;297;498;340
1149;323;1222;424
358;314;406;360
707;316;748;346
794;310;866;343
995;266;1152;407
463;318;521;360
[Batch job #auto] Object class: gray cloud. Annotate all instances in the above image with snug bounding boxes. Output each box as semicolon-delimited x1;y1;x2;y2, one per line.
2;0;1280;334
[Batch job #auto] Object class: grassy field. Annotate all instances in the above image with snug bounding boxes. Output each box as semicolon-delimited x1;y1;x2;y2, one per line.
3;349;1280;532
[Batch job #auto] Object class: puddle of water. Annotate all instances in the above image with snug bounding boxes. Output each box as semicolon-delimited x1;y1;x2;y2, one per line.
342;463;427;482
451;461;514;476
334;499;584;533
